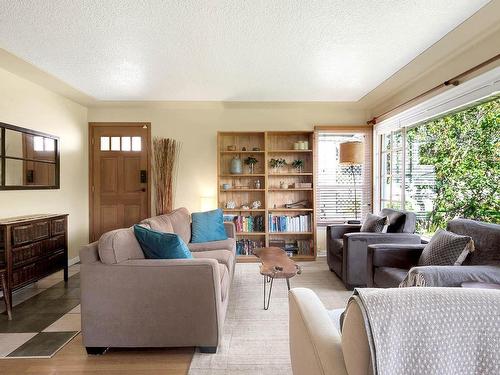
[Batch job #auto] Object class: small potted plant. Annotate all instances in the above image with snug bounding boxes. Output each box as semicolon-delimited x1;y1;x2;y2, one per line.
244;156;259;174
291;159;304;173
269;158;287;173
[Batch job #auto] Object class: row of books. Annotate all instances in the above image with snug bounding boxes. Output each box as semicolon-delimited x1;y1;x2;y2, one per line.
268;214;311;232
269;239;313;256
223;215;265;232
236;239;264;256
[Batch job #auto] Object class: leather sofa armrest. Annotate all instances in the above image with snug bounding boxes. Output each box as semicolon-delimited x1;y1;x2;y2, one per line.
224;222;236;239
343;233;421;288
289;288;348;375
327;224;362;240
366;243;425;287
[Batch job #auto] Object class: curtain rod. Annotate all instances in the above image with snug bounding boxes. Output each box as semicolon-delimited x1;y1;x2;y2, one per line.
367;53;500;125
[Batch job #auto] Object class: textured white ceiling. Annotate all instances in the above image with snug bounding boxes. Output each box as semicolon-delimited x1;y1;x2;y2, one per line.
0;1;490;101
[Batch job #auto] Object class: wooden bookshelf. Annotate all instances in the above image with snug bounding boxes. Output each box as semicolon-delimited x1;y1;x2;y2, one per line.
217;131;316;262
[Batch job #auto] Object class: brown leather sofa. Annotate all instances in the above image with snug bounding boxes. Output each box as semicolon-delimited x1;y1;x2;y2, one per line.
367;219;500;287
327;208;420;289
79;208;236;354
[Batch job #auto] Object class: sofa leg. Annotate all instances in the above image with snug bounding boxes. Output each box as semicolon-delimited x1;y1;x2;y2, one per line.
86;347;108;355
199;346;217;354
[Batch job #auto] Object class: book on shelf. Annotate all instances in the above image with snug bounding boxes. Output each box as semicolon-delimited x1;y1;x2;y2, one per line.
268;213;311;232
268;239;313;256
223;214;264;233
236;239;265;256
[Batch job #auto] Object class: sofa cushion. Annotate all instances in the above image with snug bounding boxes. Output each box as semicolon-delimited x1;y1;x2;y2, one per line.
188;238;236;253
140;215;174;233
374;267;409;288
98;227;145;264
191;209;228;243
418;229;473;266
329;239;343;257
448;219;500;265
379;208;416;233
361;213;386;233
167;208;192;244
133;225;192;259
193;249;235;278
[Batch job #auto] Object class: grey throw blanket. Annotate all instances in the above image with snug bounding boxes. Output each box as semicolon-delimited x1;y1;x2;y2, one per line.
351;287;500;375
400;265;500;287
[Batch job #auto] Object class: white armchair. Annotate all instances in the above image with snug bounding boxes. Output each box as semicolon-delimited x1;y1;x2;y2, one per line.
289;288;372;375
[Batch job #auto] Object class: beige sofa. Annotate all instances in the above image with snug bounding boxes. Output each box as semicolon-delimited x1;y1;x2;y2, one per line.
80;208;236;355
289;288;371;375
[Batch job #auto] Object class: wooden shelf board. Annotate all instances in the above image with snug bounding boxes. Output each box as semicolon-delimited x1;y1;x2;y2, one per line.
268;208;313;212
236;232;266;236
268;188;313;191
223;209;266;212
268;173;313;176
219;174;265;177
220;189;265;192
268;232;313;235
236;254;315;262
220;151;265;154
268;150;313;153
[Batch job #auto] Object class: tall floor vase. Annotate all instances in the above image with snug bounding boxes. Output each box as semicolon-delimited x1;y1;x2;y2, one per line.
153;137;181;215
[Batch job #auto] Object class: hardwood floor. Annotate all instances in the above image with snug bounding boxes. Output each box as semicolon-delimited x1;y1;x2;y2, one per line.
0;334;194;375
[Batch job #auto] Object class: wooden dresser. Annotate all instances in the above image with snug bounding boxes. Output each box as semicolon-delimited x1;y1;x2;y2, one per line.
0;214;68;310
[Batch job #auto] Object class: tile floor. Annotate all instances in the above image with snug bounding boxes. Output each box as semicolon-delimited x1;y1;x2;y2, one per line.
0;265;81;358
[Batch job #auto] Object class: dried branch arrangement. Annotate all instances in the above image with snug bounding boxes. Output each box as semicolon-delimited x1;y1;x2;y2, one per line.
153;137;181;215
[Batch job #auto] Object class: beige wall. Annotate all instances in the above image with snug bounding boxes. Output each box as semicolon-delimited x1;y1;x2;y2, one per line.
88;102;367;214
0;67;89;259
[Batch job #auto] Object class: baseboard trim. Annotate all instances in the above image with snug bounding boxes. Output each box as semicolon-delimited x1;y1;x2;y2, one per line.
68;256;80;266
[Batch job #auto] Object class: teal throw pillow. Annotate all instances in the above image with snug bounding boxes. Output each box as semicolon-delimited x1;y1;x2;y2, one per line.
133;225;192;259
191;208;228;243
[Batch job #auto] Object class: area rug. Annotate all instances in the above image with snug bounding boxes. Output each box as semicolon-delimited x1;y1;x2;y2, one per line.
0;274;81;359
188;257;351;374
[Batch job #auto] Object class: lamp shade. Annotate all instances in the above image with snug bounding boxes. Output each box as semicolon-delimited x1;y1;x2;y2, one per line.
339;141;364;165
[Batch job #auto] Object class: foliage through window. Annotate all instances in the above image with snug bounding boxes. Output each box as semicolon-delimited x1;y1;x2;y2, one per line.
379;97;500;234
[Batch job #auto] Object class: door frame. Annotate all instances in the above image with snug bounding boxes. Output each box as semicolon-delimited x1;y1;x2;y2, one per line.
88;122;152;242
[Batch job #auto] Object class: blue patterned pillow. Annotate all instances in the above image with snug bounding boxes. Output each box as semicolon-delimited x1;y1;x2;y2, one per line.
191;209;228;243
133;225;192;259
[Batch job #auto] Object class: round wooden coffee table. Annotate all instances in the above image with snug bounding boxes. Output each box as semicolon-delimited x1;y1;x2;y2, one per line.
253;247;302;310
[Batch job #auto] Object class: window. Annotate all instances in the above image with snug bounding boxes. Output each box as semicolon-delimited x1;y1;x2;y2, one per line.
100;136;142;152
376;96;499;234
316;129;372;225
380;130;404;210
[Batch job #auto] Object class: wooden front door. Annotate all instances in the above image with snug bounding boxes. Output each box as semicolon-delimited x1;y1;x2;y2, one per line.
89;123;151;242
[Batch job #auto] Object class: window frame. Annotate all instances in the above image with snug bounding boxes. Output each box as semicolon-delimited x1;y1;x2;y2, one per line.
373;67;500;221
314;125;373;226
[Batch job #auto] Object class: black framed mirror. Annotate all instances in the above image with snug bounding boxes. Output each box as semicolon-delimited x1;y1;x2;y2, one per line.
0;122;60;190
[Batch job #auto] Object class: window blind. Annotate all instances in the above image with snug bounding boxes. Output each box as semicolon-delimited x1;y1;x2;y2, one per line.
316;129;372;226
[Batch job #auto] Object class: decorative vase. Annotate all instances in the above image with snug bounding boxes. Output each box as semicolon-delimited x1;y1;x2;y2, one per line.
230;156;242;174
255;180;261;189
249;164;255;174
